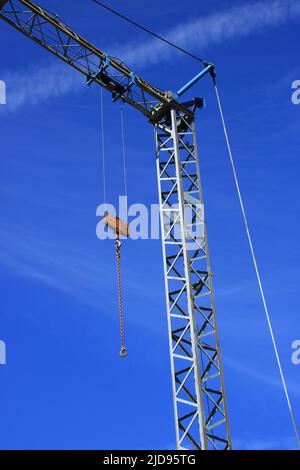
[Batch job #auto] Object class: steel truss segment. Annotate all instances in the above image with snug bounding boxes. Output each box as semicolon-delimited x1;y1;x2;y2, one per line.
0;0;192;120
156;109;231;450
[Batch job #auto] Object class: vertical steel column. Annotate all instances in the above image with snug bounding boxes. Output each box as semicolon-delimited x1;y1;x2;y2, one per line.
155;109;231;450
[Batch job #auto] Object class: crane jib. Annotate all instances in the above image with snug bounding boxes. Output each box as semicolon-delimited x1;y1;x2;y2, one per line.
0;0;198;122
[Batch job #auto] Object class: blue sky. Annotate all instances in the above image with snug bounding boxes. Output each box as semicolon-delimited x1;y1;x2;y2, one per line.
0;0;299;450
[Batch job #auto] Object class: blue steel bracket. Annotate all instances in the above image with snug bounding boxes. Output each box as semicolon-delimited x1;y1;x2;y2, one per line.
181;97;206;110
173;63;215;100
86;56;110;86
112;72;136;103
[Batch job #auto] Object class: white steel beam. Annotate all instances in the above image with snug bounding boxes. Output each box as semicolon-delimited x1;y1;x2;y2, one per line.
155;109;231;450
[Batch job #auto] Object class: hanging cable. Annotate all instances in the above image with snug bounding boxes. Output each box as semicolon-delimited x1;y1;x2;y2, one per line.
100;88;107;209
92;0;209;66
214;82;300;450
120;104;128;198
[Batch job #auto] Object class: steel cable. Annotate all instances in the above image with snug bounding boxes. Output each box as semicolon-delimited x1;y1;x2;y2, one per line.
92;0;209;66
214;83;300;450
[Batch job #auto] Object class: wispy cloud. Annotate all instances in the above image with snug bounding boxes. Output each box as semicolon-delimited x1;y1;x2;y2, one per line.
0;222;163;332
116;0;300;67
0;223;107;301
1;0;300;111
224;355;300;398
1;62;82;112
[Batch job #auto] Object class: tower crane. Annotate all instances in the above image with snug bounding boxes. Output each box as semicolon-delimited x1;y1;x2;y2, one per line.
0;0;231;450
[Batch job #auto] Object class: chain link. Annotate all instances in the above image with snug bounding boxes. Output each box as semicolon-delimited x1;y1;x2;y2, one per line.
115;238;128;358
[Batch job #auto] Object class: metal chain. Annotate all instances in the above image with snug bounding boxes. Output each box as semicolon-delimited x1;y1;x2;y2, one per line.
115;238;128;358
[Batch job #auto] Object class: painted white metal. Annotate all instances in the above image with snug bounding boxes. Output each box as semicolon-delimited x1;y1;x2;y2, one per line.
155;110;231;450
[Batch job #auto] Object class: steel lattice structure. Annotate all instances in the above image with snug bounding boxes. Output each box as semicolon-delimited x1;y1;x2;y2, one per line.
0;0;191;122
0;0;231;450
156;110;231;449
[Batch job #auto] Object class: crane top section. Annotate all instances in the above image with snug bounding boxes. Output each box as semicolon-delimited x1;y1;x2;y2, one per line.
0;0;213;122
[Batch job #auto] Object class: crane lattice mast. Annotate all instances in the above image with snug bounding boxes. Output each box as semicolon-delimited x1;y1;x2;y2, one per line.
0;0;231;450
